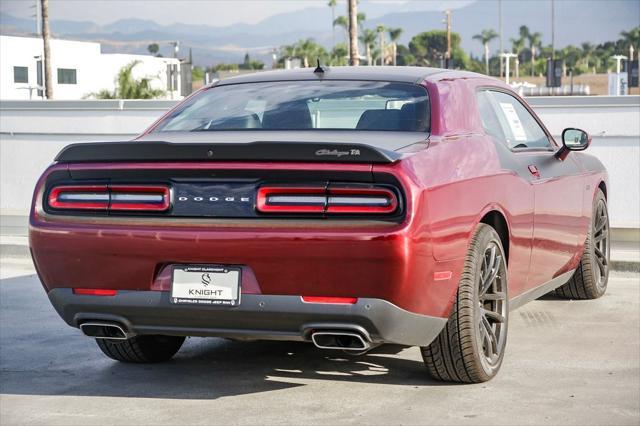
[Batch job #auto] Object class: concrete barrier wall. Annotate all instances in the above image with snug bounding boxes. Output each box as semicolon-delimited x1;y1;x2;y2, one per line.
1;96;639;228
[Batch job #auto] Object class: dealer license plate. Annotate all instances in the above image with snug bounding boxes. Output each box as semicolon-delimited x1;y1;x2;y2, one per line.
171;265;241;306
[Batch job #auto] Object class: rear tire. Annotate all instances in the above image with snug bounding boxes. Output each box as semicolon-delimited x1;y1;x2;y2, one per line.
556;189;609;300
421;223;508;383
96;335;185;363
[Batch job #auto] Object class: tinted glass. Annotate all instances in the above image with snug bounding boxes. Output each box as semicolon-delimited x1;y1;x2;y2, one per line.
477;90;551;149
13;66;28;83
154;81;429;132
57;68;77;84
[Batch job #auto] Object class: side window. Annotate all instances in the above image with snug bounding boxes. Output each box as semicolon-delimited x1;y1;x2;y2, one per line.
476;91;505;142
478;90;552;149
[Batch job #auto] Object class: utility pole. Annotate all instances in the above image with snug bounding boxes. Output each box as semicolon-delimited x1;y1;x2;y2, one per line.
499;0;503;77
551;0;555;59
348;0;359;66
444;10;452;69
40;0;52;99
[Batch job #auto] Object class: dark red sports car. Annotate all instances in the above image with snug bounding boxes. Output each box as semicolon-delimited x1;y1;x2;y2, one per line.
30;67;609;383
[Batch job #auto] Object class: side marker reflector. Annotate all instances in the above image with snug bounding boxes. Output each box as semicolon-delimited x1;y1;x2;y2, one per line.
301;296;358;304
433;271;453;281
73;288;118;296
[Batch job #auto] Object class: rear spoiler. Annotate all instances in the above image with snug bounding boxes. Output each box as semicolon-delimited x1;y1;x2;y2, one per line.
54;141;400;164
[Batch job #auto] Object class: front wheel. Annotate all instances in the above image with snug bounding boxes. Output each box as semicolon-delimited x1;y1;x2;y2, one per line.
421;223;509;383
96;335;185;363
556;189;609;300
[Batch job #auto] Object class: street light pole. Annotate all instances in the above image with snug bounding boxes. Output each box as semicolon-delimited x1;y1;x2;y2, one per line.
444;10;452;69
551;0;555;59
499;0;503;77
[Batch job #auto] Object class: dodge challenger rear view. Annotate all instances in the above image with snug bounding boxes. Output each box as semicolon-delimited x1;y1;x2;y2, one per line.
29;66;610;383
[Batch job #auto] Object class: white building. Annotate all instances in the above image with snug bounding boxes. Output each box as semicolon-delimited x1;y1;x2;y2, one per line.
0;35;182;100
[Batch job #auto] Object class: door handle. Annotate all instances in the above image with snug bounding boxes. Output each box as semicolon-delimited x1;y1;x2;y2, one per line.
527;164;541;178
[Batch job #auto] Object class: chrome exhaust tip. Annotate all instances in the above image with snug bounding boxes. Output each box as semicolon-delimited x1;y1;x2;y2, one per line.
80;322;129;340
311;331;370;351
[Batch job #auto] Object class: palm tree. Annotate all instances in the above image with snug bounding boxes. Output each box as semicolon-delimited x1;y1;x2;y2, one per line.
528;32;542;77
510;37;525;78
348;0;360;65
581;42;595;70
387;27;402;66
328;0;337;47
473;29;498;75
360;28;377;65
297;38;324;68
333;15;349;58
376;25;386;65
41;0;52;98
333;15;349;41
93;61;165;99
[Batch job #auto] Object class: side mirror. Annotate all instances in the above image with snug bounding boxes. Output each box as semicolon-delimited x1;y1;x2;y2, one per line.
555;128;591;160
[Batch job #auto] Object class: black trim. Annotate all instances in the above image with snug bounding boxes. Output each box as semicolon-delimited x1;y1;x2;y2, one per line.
48;290;447;347
55;141;400;164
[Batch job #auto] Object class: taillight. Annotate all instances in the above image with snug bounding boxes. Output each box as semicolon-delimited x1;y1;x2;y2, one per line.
256;185;398;215
109;185;170;211
48;185;109;210
326;187;398;214
256;187;326;213
48;185;170;212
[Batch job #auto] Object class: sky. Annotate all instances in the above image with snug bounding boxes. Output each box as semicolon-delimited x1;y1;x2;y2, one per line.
0;0;471;27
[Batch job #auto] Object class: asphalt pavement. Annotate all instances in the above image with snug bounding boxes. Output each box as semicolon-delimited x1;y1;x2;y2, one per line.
0;258;638;426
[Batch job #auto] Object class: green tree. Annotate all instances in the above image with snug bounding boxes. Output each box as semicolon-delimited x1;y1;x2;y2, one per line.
581;42;595;70
395;44;415;66
330;43;349;66
409;30;469;69
527;31;542;76
360;28;377;65
473;29;499;75
376;25;386;65
147;43;159;55
91;61;165;99
510;36;526;78
279;39;329;68
192;66;204;82
388;27;403;66
328;0;337;47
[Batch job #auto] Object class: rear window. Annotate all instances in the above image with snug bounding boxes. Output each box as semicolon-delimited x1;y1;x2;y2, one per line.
154;81;430;132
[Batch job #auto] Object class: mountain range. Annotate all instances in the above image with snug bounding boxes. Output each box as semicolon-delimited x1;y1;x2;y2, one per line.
1;0;638;66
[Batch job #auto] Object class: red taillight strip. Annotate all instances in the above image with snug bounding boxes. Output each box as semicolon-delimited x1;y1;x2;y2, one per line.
48;185;109;210
301;296;358;304
256;185;398;215
257;186;326;213
109;185;170;211
73;288;118;296
326;187;398;214
48;185;170;212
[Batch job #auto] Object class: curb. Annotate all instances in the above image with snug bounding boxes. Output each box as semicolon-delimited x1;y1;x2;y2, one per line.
610;260;640;273
0;244;30;259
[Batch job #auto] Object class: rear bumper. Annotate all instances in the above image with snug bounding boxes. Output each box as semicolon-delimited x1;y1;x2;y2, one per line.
48;289;447;347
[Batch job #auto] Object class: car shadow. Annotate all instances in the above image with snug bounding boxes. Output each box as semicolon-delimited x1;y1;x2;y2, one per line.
1;338;450;400
0;273;452;401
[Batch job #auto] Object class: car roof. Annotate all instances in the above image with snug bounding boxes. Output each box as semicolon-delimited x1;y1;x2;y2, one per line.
215;66;477;86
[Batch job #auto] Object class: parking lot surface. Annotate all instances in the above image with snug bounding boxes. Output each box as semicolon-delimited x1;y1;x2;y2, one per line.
1;258;638;426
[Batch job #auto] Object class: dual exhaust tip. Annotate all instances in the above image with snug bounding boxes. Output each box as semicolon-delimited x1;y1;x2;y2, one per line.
80;322;372;353
310;330;371;352
80;322;129;340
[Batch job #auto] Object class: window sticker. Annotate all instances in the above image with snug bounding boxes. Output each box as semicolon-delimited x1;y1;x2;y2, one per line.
499;102;527;141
